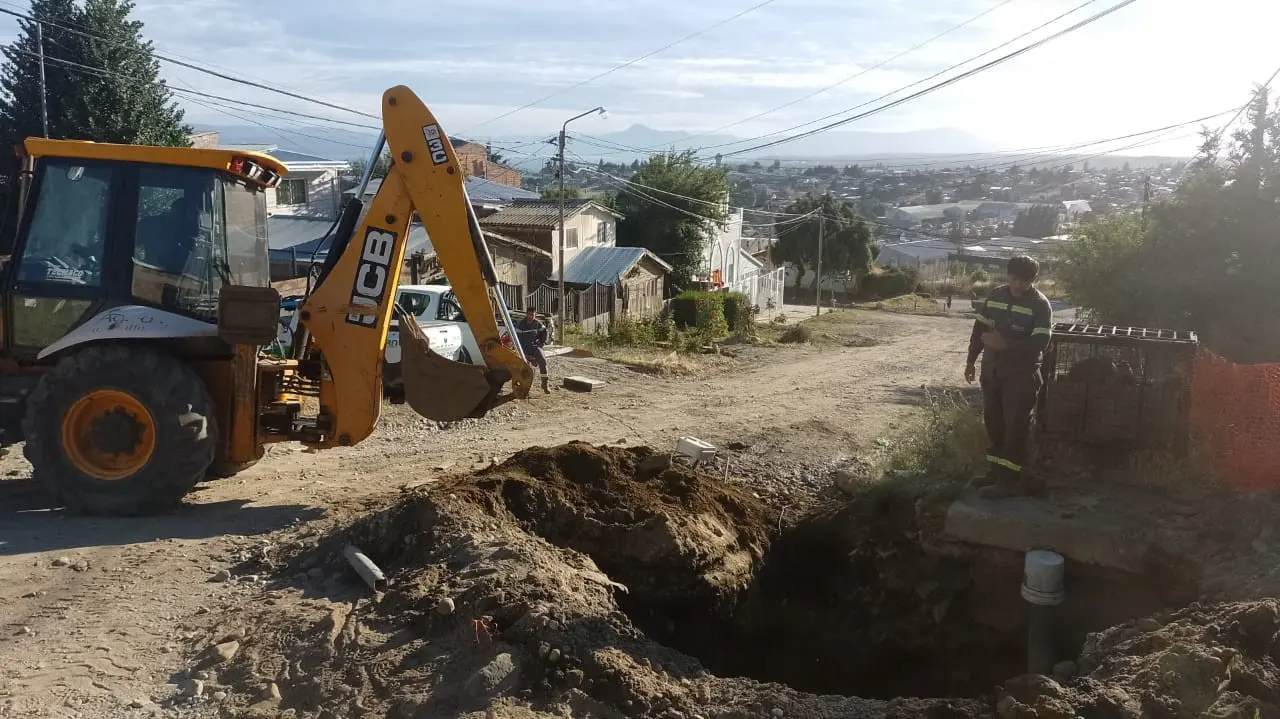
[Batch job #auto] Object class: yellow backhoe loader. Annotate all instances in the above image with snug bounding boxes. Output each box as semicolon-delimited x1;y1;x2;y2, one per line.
0;86;533;515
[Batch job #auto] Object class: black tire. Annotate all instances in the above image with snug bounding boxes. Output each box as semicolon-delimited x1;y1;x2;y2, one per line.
22;345;218;516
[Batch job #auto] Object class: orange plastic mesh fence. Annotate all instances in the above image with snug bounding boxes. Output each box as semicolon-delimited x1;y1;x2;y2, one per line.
1189;349;1280;491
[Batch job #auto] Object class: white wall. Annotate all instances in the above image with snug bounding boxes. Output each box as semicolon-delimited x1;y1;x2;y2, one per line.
267;169;343;220
557;205;618;269
707;208;746;284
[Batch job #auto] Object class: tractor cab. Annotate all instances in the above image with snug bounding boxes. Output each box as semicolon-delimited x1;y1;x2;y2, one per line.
3;139;284;360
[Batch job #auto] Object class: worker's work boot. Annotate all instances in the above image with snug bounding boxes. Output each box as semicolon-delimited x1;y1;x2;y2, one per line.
541;375;550;394
979;476;1028;500
969;469;1000;488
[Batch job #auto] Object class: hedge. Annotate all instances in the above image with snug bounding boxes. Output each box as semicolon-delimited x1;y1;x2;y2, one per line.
671;290;734;338
722;292;752;334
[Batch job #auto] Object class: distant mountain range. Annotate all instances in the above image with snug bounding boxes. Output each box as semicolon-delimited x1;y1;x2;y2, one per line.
195;123;1187;170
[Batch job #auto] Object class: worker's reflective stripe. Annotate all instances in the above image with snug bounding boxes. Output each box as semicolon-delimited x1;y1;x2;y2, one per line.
1032;327;1052;337
986;455;1023;472
1011;305;1034;315
985;301;1010;311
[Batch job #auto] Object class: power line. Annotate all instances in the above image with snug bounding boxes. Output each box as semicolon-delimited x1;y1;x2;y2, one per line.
0;5;379;122
459;0;781;133
714;0;1142;159
676;0;1023;145
684;0;1107;158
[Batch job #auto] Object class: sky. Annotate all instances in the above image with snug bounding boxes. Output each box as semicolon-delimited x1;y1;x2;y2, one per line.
5;0;1280;159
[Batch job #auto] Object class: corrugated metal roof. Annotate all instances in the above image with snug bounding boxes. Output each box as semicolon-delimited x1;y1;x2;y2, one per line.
479;199;621;229
551;246;671;285
267;217;547;267
268;216;334;251
268;216;432;263
270;149;346;165
344;176;538;204
466;176;539;203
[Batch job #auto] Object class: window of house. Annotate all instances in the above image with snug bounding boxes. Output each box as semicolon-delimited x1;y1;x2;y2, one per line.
597;221;611;246
566;228;579;249
276;178;307;206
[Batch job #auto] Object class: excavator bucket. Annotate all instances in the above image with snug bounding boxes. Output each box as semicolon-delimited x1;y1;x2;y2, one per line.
395;307;510;422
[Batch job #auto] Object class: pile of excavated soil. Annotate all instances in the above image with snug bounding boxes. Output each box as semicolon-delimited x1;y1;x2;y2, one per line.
999;600;1280;719
206;443;978;719
191;443;1280;719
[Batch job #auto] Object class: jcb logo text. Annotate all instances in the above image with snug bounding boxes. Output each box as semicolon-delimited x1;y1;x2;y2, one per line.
345;228;398;326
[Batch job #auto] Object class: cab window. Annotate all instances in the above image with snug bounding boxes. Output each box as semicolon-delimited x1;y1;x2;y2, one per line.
16;161;113;287
131;166;218;319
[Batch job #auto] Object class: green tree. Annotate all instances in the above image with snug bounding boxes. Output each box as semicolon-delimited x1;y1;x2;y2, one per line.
1055;86;1280;362
614;150;729;284
64;0;189;146
348;152;391;180
924;188;944;204
0;0;84;157
771;193;873;289
540;185;581;200
1012;204;1060;238
486;143;506;165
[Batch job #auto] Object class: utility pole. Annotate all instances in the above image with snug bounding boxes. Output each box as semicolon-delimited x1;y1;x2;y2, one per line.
1141;175;1151;232
815;213;825;317
556;128;567;345
553;105;606;345
36;22;48;138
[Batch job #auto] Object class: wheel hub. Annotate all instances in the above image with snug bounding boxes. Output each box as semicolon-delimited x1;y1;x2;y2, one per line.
60;390;157;481
90;406;146;456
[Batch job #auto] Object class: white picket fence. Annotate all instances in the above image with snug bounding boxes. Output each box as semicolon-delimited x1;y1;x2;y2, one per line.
723;267;786;313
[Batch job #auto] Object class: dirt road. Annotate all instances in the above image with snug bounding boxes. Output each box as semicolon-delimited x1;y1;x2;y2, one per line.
0;310;970;718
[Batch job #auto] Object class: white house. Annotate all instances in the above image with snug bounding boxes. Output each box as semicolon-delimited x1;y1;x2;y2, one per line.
224;145;350;220
705;207;764;287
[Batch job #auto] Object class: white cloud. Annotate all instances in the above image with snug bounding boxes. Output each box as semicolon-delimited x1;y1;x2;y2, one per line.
0;0;1271;157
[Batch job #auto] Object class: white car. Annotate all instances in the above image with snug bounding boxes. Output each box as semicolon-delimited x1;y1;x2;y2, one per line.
279;284;546;390
388;284;516;367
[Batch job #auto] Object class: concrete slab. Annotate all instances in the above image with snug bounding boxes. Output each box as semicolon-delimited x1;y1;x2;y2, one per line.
944;492;1158;574
563;376;605;392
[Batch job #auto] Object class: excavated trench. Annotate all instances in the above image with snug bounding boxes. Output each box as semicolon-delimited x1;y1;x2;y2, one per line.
468;443;1201;701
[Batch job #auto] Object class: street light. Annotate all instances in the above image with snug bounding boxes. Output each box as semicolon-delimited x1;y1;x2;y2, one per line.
556;106;607;345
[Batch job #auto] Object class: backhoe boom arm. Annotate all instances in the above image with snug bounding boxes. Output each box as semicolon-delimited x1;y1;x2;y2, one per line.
296;87;533;448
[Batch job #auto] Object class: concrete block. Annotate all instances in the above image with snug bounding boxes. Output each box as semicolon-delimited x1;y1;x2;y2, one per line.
675;436;717;464
563;376;605;392
944;494;1155;573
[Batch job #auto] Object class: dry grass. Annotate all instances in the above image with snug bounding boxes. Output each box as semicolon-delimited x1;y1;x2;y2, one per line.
870;294;946;316
594;348;708;377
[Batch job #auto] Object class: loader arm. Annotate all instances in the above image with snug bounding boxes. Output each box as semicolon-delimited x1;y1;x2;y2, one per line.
296;86;533;448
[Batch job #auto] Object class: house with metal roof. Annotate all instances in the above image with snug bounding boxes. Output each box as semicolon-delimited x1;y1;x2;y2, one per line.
479;199;624;287
549;246;673;320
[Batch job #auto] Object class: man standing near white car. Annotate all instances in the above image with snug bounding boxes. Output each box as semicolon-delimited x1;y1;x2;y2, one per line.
515;308;551;394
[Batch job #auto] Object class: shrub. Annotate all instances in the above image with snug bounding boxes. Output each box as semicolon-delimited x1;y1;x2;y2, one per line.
863;266;919;299
694;294;729;339
969;269;990;284
653;310;676;342
609;316;655;346
721;292;752;334
779;324;813;344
